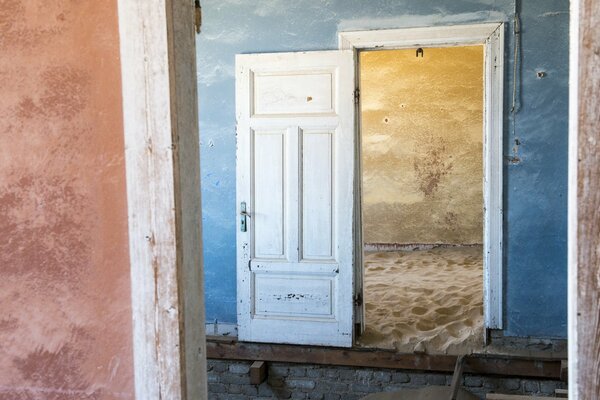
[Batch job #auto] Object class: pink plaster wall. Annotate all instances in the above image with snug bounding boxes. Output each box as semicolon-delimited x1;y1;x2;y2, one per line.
0;1;134;399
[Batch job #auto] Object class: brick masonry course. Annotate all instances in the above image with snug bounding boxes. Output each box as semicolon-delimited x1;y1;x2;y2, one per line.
207;359;567;400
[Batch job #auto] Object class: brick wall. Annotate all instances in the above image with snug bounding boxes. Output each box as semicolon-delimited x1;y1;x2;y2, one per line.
207;360;567;399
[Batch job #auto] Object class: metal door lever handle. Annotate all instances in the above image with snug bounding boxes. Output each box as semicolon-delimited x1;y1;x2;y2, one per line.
240;202;249;232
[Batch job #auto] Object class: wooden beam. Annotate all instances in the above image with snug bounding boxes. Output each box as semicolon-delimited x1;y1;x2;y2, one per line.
250;361;268;385
573;0;600;398
450;356;466;400
206;339;563;379
117;0;206;398
560;360;568;382
486;395;555;400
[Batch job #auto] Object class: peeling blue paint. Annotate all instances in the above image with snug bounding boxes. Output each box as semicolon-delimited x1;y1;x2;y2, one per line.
197;0;568;338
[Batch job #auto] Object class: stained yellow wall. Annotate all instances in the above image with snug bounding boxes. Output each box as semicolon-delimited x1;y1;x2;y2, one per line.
361;46;484;245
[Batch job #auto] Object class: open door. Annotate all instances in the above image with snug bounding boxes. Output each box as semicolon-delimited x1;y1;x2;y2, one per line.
236;50;356;347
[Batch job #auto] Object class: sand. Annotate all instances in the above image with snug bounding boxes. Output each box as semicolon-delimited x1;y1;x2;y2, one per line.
357;246;484;355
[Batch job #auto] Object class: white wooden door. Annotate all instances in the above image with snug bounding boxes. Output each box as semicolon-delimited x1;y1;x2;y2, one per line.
236;50;356;347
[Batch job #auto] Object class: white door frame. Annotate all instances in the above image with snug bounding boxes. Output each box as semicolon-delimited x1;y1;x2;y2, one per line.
117;1;207;398
339;22;505;331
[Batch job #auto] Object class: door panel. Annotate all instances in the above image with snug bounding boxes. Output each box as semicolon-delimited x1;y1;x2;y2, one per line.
236;51;355;347
253;72;335;116
254;273;335;318
302;130;334;260
253;131;286;258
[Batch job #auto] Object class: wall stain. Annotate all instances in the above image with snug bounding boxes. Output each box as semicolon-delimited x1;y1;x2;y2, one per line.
14;66;91;121
413;132;454;198
11;329;102;399
0;317;18;332
40;66;90;119
0;0;66;50
0;174;90;284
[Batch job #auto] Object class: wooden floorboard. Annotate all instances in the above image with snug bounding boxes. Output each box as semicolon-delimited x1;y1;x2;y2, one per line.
206;338;563;379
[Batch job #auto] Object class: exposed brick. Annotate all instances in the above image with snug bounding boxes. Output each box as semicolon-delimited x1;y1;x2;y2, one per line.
220;372;251;385
502;378;521;391
356;369;373;383
523;380;540;393
321;381;348;393
308;392;324;400
540;381;558;395
383;384;410;392
289;366;308;377
409;373;427;386
291;392;307;399
240;384;258;396
207;383;227;394
373;371;392;383
351;383;374;393
217;394;245;400
229;363;251;374
323;368;339;379
211;361;228;373
464;375;483;387
483;378;501;390
207;359;564;400
426;373;446;385
258;382;274;397
271;365;290;376
338;369;356;380
271;387;293;399
392;372;410;383
287;378;317;391
268;376;285;388
228;384;242;394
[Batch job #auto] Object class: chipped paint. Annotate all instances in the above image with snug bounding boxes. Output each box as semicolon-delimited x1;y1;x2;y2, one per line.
0;1;134;398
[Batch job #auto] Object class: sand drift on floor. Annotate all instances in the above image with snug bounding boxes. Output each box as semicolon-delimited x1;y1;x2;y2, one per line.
358;246;484;355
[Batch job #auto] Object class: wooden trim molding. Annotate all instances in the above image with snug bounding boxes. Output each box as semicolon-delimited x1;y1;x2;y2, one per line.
338;23;503;50
339;23;505;330
117;1;207;399
571;0;600;398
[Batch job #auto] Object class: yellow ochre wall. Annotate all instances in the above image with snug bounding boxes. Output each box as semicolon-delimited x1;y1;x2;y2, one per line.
360;46;484;245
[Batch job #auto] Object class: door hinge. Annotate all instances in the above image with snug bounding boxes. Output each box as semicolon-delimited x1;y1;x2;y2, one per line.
194;0;202;34
353;88;360;104
353;293;363;307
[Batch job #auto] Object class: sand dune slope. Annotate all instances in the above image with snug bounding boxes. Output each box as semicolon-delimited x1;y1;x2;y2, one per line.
358;247;484;355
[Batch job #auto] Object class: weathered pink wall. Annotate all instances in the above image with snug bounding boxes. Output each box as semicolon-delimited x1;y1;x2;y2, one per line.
0;1;134;399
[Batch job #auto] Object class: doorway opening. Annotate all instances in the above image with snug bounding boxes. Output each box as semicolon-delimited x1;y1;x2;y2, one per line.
356;46;486;354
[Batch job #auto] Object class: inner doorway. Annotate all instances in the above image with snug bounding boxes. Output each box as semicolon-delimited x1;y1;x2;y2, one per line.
357;46;486;354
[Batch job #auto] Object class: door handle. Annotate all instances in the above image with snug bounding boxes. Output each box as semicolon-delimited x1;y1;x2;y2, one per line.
240;202;250;232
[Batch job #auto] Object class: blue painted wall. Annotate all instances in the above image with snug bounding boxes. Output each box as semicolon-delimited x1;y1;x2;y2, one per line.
196;0;569;337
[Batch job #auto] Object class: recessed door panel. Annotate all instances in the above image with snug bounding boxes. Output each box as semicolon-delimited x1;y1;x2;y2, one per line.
253;131;286;259
302;131;334;260
254;273;335;318
253;71;335;116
